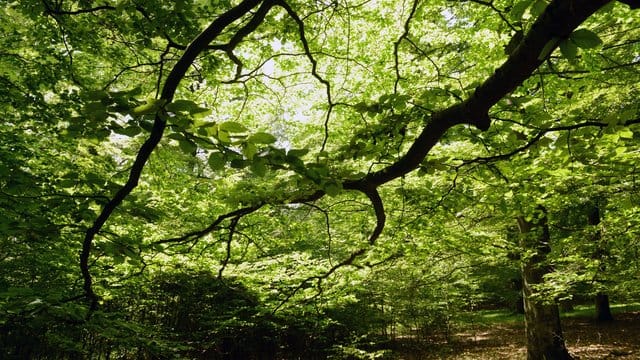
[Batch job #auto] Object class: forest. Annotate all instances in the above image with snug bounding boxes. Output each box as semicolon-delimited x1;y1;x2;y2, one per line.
1;0;640;359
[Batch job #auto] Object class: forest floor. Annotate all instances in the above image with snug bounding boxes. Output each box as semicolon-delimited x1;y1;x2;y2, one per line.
393;310;640;359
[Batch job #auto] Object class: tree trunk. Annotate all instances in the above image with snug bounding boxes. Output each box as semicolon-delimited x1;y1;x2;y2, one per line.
588;206;614;322
512;278;525;314
559;300;574;313
595;293;614;322
518;208;573;360
515;294;525;314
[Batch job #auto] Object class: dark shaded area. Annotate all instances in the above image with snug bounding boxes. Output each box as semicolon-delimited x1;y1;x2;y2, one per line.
0;272;391;359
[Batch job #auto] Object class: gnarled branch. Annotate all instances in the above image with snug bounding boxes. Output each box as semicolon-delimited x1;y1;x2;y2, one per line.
79;0;267;314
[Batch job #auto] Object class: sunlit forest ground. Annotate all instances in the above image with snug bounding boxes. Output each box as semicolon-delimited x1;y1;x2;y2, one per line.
395;304;640;359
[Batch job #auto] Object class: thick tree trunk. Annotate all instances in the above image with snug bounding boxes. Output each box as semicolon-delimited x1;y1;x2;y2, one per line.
518;209;573;360
595;293;614;322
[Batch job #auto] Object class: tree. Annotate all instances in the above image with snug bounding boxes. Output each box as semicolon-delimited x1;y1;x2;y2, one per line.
588;205;615;322
518;208;572;360
2;0;640;358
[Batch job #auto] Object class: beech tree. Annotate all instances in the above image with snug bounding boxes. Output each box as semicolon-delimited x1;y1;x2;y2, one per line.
2;0;640;358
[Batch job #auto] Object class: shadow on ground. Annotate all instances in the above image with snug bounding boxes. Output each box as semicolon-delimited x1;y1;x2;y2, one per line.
393;312;640;359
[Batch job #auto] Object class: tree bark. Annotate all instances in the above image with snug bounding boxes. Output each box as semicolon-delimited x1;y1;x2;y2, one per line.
517;208;573;360
595;293;614;322
511;277;526;314
588;206;615;322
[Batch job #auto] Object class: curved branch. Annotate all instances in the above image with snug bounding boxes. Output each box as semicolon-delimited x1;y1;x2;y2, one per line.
463;117;640;165
273;186;385;313
79;0;266;313
276;0;334;153
218;216;241;279
153;204;263;246
77;0;627;315
218;0;279;78
302;202;335;265
393;0;421;93
365;187;386;245
345;0;612;189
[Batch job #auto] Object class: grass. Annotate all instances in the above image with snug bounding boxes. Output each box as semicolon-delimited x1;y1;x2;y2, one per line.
458;302;640;325
457;309;523;326
561;302;640;318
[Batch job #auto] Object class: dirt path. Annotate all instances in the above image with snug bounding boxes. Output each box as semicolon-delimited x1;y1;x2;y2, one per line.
395;312;640;359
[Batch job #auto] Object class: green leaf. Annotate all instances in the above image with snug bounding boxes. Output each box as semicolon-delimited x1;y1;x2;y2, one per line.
530;0;548;17
287;148;309;158
139;119;154;132
509;0;533;21
620;107;637;123
84;90;110;101
618;128;634;139
192;108;212;118
598;1;615;13
559;39;577;60
605;107;637;126
113;254;125;264
168;115;191;129
84;101;108;121
93;128;111;140
178;139;197;155
230;158;247;169
323;180;342;197
208;152;225;171
192;136;216;149
391;94;411;110
570;29;602;49
132;99;166;115
247;132;277;144
354;102;369;114
243;142;257;160
219;121;248;133
217;130;231;143
167;132;186;141
166;99;210;115
250;158;267;177
166;99;196;112
113;125;141;137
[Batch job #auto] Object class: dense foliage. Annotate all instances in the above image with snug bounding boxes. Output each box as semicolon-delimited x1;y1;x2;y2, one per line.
1;0;639;358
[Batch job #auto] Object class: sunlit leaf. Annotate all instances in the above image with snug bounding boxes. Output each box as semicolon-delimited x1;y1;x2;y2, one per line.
247;132;277;144
243;142;257;160
219;121;248;133
132;99;166;115
166;99;210;115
